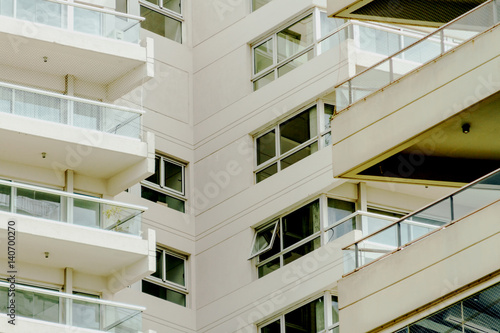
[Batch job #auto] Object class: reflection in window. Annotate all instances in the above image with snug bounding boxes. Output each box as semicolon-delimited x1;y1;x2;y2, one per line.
140;1;182;43
255;102;333;183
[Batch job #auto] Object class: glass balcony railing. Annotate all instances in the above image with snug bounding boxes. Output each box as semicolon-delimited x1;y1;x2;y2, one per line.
325;210;399;244
0;82;143;139
335;0;500;111
0;0;143;43
0;179;146;236
343;168;500;274
0;282;144;331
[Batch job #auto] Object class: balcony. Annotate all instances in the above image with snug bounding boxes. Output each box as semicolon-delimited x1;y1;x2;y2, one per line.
0;81;154;196
327;0;487;27
0;0;154;101
0;180;156;291
337;169;500;333
0;282;144;332
343;167;500;274
331;0;500;185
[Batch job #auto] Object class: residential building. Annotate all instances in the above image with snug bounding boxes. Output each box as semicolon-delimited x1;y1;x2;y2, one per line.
0;0;499;332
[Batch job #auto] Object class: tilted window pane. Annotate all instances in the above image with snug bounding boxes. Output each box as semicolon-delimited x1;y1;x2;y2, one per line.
282;200;320;249
164;160;183;193
256;163;277;184
285;297;325;332
259;226;281;262
152;250;163;279
257;130;276;165
163;0;181;14
250;221;278;258
277;49;314;77
327;198;355;227
165;253;185;286
254;39;274;74
280;106;317;154
145;156;161;185
277;14;313;62
280;142;318;170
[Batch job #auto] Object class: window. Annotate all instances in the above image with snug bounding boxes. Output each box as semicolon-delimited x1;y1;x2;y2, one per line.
259;294;340;333
140;0;182;43
252;9;346;90
142;248;187;307
255;102;334;183
141;154;186;213
250;197;355;278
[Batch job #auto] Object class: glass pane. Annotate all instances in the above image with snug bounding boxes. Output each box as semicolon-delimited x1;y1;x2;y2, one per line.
16;289;59;323
410;197;452;226
277;49;314;77
143;0;159;6
16;188;61;221
0;0;14;17
145;156;161;185
332;296;339;324
452;183;500;221
358;224;398;267
283;237;321;266
72;299;100;329
141;186;185;213
73;102;100;129
254;39;274;74
320;12;344;39
280;106;317;154
320;26;348;54
152;250;163;279
257;130;276;165
73;198;99;228
322;133;331;146
252;0;272;11
323;104;335;131
0;184;11;212
163;0;181;13
258;257;280;278
166;289;186;306
462;283;500;332
14;90;64;122
327;198;355;227
259;225;281;262
164;160;183;193
74;7;101;36
256;163;277;183
251;221;278;257
401;37;441;64
283;200;320;249
103;303;142;331
280;142;318;170
0;86;12;113
359;26;401;56
254;71;275;90
261;319;280;333
142;280;165;298
326;219;356;243
140;6;182;42
277;14;313;62
165;253;185;286
285;297;324;332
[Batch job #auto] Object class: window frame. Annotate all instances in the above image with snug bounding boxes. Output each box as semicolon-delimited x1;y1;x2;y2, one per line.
258;292;339;333
139;0;183;42
141;154;187;209
143;247;189;306
251;8;349;90
251;195;357;277
253;101;334;183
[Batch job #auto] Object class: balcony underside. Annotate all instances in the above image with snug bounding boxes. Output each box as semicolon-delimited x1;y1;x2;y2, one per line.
331;24;500;186
0;17;154;101
0;114;155;195
0;214;155;293
327;0;487;27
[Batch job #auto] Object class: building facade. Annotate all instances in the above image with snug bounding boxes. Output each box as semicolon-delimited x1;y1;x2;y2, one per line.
0;0;499;332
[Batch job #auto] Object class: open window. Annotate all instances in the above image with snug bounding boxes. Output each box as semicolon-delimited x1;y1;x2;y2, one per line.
249;220;279;259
